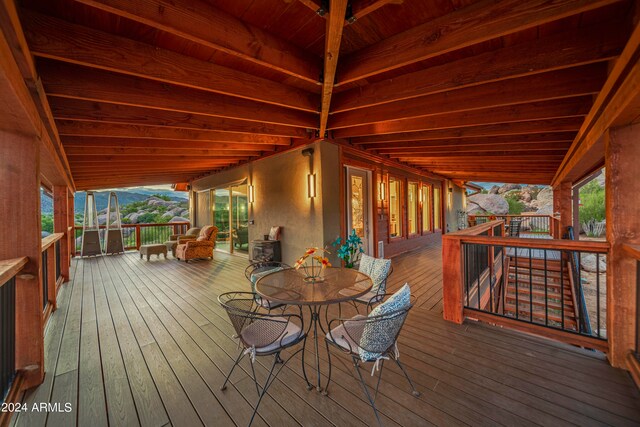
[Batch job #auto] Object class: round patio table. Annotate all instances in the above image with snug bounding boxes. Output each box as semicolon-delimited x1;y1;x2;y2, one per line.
255;267;372;394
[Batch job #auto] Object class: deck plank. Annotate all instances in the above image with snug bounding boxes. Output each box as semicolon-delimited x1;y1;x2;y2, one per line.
13;241;640;427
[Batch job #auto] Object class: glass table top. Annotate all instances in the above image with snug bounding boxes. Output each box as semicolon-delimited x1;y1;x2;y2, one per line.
255;267;372;305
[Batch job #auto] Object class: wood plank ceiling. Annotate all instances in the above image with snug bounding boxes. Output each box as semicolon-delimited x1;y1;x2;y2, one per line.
17;0;636;189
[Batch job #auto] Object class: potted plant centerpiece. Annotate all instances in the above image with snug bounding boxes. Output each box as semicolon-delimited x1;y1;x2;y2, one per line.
333;229;364;268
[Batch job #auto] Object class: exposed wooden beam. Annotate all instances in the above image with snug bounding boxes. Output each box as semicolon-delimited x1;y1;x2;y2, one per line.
363;133;576;149
62;137;276;152
23;11;319;113
553;19;640;185
378;143;571;155
337;0;620;85
333;97;591;137
397;154;565;160
64;147;264;157
49;98;309;138
349;0;403;23
330;65;606;129
350;120;583;144
68;154;249;162
56;121;291;145
71;0;321;84
332;20;625;112
318;0;348;137
39;60;318;128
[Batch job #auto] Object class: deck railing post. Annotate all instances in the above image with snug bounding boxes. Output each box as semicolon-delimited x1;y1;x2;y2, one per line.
0;130;45;389
135;225;141;250
442;235;464;324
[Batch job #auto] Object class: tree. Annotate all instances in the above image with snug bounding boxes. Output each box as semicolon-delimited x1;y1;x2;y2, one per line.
579;180;605;224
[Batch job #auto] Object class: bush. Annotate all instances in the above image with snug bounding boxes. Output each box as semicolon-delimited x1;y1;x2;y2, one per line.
579;180;605;224
41;213;54;234
505;194;524;215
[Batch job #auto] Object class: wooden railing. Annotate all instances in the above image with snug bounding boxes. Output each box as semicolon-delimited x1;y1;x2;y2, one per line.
73;222;190;253
0;257;27;411
443;220;609;351
41;233;64;320
625;243;640;387
468;214;562;238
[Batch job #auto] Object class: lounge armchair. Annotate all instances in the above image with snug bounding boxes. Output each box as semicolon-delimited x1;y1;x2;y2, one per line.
233;226;249;249
175;225;218;262
164;227;201;257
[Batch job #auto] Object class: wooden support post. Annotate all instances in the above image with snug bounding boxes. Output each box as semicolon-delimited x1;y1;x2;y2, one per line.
553;181;572;238
442;236;464;323
53;185;70;281
0;130;45;389
605;123;640;368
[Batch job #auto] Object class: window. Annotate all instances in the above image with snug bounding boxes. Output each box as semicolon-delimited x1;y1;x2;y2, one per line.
408;182;418;235
434;186;442;230
422;184;432;233
389;177;402;238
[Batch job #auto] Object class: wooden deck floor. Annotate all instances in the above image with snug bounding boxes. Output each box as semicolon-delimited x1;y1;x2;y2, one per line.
12;242;640;427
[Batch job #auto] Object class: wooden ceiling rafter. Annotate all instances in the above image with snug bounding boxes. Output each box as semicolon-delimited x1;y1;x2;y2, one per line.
330;65;606;129
49;98;311;138
14;0;635;187
38;60;317;128
336;0;621;85
70;0;322;85
22;10;320;113
332;19;626;113
318;0;348;137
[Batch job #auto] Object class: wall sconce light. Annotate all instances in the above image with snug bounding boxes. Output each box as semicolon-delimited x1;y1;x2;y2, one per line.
307;173;316;198
248;184;255;203
379;181;386;201
448;187;453;207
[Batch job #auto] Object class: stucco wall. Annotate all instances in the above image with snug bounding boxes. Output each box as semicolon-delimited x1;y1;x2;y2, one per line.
191;141;341;265
444;180;467;233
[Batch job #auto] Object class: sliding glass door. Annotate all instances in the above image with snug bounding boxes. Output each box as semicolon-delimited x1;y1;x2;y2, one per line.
230;184;249;255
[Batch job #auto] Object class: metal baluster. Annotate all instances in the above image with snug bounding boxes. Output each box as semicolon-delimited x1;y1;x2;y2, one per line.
529;248;533;323
489;244;494;313
560;253;565;330
476;244;481;310
596;253;600;338
514;246;519;319
544;250;549;326
465;244;469;307
577;252;583;334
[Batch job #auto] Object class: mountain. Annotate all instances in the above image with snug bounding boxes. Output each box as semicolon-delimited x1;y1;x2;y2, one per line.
74;190;186;214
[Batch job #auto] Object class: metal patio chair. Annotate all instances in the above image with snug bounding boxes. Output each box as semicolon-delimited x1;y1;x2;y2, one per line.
219;291;305;426
325;293;419;426
244;261;291;312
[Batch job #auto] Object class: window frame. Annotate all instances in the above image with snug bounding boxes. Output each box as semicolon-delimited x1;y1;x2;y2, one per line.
387;175;404;239
421;182;433;235
407;181;419;237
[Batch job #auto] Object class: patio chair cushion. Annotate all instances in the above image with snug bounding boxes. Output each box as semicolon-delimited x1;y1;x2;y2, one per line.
358;254;391;294
326;315;367;353
358;284;411;362
241;317;302;354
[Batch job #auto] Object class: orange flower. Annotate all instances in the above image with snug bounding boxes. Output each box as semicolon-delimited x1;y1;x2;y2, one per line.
314;256;332;268
305;248;317;255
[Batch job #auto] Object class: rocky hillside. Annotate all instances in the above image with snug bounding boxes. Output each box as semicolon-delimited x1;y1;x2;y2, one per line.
467;184;553;215
102;195;190;225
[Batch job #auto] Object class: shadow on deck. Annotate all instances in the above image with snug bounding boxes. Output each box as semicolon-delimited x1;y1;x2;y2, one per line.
12;241;640;427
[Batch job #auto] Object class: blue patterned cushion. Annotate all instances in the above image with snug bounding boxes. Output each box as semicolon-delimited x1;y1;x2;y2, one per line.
358;284;411;362
358;254;391;294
